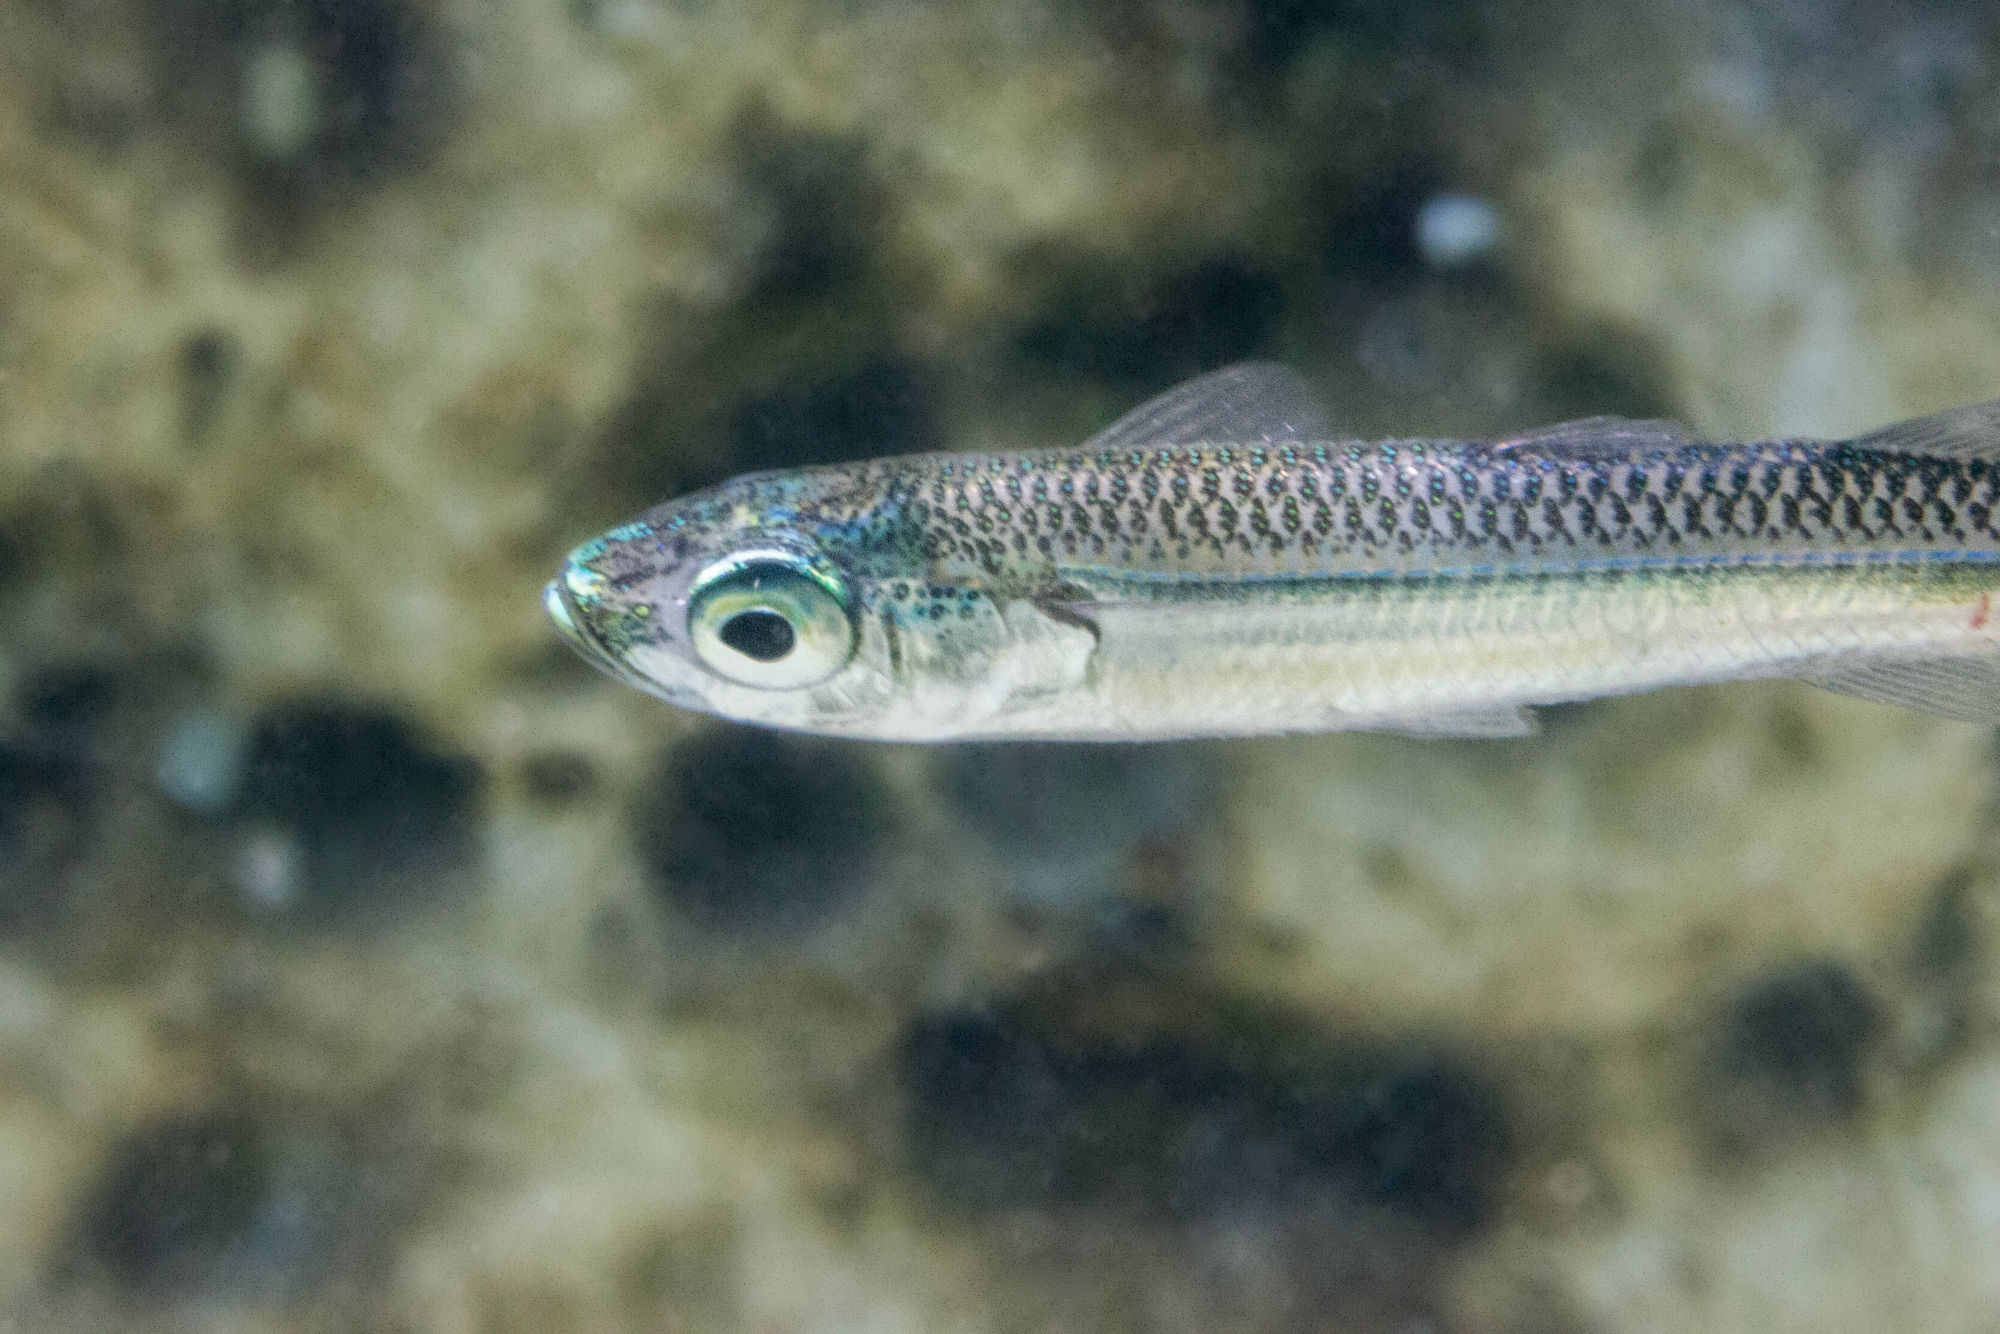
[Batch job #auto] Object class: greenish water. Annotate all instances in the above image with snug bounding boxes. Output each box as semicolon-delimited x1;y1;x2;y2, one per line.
0;1;1997;1330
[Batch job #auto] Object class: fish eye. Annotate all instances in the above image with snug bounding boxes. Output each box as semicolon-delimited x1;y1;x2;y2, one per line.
687;552;854;689
717;608;795;662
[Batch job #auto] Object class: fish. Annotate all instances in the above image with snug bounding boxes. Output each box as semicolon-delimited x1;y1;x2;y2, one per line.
544;363;2000;741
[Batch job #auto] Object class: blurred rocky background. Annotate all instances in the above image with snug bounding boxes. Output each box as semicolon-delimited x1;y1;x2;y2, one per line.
2;0;2000;1329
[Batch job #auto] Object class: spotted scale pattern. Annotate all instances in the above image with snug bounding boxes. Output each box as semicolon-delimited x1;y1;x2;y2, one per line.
557;389;2000;738
858;438;2000;588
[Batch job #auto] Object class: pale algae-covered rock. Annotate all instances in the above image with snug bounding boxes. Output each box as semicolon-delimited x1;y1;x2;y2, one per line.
1;0;1999;1329
1234;688;1993;1029
1235;689;2000;1329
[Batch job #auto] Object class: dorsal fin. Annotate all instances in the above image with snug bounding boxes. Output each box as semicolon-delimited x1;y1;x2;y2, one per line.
1492;415;1689;459
1083;363;1333;451
1850;399;2000;460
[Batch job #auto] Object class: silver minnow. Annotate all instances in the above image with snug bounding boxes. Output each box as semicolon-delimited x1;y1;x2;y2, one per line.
544;364;2000;740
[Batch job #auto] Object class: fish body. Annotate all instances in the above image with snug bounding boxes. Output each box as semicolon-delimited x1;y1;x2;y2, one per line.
546;365;2000;740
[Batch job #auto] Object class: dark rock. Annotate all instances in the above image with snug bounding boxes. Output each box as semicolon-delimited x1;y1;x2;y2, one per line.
75;1112;270;1292
1316;167;1440;290
236;699;483;914
1347;1061;1511;1229
936;741;1217;909
1722;960;1882;1121
898;986;1510;1235
731;105;888;301
0;744;97;926
1531;325;1678;421
209;0;455;184
1013;251;1284;390
1240;0;1490;75
519;750;600;807
725;359;942;477
179;327;240;440
1909;866;1981;987
16;665;120;738
636;726;893;935
148;0;456;247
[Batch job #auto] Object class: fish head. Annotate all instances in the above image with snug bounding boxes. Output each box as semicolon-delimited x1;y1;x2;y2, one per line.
545;464;1098;739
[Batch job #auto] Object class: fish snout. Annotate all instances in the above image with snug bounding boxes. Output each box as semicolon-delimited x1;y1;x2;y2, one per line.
543;575;601;660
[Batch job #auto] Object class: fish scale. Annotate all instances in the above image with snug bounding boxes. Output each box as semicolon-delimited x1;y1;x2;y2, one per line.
545;364;2000;739
871;441;2000;586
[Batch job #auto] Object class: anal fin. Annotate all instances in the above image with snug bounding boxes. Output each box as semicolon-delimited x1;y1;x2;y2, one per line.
1376;705;1541;738
1802;657;2000;722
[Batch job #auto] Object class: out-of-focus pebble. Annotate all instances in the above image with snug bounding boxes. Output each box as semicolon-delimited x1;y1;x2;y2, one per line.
233;828;304;911
1414;192;1501;267
156;710;249;815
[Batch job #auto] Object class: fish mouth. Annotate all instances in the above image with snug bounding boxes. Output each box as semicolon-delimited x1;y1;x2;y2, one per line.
544;569;694;702
544;575;604;663
544;573;647;688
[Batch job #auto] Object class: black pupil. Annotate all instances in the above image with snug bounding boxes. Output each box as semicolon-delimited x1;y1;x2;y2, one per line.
719;609;796;662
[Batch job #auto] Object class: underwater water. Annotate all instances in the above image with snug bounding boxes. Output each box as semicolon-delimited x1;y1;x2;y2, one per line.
2;0;2000;1329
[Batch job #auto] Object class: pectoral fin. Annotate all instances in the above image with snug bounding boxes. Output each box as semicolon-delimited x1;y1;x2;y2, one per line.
988;597;1099;705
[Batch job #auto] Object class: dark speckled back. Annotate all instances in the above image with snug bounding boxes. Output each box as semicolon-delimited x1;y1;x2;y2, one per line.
871;437;2000;586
